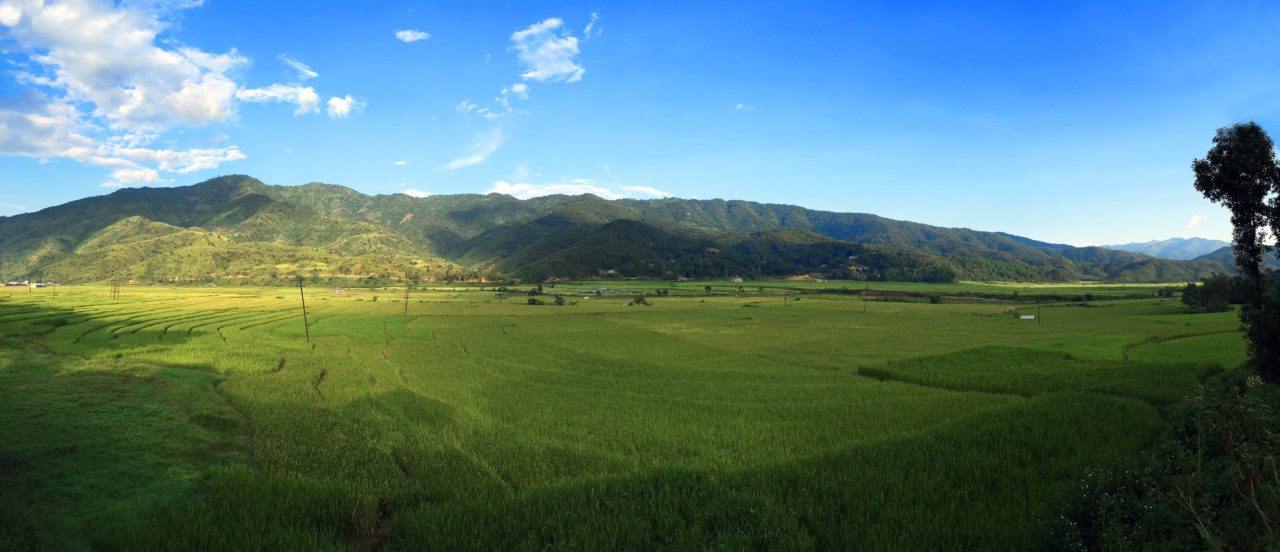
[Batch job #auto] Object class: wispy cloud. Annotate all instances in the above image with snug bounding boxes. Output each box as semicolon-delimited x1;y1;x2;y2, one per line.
395;29;431;43
621;185;672;198
488;179;619;200
511;18;585;83
487;179;673;200
0;201;30;214
499;82;529;104
583;12;601;39
733;102;755;111
491;82;530;116
393;160;407;166
400;189;432;198
1187;213;1207;230
236;84;320;115
278;54;318;80
326;95;364;118
442;130;505;170
101;166;162;188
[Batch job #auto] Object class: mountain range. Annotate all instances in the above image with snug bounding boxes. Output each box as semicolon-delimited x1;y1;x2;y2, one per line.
1102;237;1231;261
0;175;1238;284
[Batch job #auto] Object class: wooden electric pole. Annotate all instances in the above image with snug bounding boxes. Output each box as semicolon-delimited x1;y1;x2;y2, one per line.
297;276;310;342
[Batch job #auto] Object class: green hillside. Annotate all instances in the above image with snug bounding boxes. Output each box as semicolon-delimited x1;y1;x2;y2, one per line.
0;175;1236;283
264;179;1231;282
0;176;453;283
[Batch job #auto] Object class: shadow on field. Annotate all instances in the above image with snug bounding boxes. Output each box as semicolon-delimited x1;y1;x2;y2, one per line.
381;391;1168;550
0;301;1230;550
857;345;1223;406
0;300;252;550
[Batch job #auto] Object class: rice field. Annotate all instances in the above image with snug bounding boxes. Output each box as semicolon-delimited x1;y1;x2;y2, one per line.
0;282;1245;550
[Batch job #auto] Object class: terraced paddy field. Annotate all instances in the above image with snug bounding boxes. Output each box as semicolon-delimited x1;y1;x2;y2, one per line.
0;283;1245;550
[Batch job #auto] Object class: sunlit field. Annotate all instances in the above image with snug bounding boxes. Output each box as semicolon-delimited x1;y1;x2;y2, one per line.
0;282;1244;550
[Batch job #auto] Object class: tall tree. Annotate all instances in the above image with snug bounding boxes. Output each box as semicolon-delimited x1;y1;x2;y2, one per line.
1192;122;1280;378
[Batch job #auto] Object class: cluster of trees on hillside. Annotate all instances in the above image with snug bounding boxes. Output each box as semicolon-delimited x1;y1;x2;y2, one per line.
503;221;961;283
1180;273;1242;312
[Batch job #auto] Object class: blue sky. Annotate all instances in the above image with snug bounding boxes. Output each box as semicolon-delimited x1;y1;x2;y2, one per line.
3;1;1280;245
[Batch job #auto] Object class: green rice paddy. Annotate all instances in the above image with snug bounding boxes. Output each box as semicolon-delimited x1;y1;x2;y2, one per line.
0;281;1245;550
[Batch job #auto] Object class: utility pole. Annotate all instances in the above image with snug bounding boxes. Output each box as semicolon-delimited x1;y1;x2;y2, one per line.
864;284;869;312
403;269;419;317
297;276;310;342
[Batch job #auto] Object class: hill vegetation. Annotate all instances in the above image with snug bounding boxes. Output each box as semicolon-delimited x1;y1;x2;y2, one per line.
0;175;1236;283
1103;237;1231;260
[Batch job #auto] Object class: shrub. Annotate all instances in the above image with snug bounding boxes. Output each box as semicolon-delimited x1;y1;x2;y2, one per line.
1039;368;1280;550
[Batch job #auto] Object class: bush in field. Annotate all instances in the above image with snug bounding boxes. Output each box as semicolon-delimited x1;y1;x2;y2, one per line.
1182;273;1239;313
1040;368;1280;551
629;295;650;306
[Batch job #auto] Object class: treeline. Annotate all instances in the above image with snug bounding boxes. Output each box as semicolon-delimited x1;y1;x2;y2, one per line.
503;221;959;283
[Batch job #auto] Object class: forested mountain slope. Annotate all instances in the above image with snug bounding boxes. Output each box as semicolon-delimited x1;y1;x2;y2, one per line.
0;175;1233;283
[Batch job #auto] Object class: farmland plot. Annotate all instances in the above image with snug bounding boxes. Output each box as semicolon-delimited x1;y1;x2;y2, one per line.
0;284;1244;550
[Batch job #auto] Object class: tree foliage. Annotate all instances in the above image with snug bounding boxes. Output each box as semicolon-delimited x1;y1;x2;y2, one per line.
1193;122;1280;379
1182;273;1239;313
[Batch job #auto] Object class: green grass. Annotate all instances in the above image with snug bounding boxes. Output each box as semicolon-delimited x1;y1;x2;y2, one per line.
859;346;1220;405
0;283;1247;550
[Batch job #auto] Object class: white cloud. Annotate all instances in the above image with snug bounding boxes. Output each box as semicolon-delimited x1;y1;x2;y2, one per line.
733;102;755;111
111;144;247;174
0;93;246;180
0;0;352;187
583;12;600;39
487;179;621;200
236;84;320;115
0;201;30;214
442;130;505;170
1187;213;1207;230
400;189;432;198
0;2;20;26
101;166;161;188
486;179;674;200
395;29;431;43
393;160;407;166
499;82;530;103
326;95;364;118
493;82;531;114
277;54;318;80
511;18;585;83
621;185;672;198
3;0;246;131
